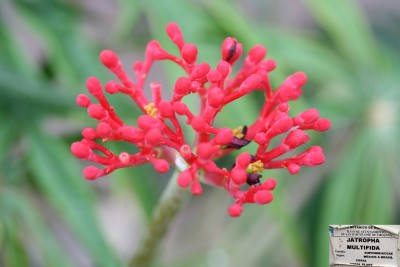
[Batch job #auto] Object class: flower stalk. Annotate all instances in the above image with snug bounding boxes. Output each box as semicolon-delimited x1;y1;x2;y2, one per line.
129;170;184;267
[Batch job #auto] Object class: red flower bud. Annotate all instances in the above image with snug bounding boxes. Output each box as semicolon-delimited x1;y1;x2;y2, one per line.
76;94;91;107
239;74;261;94
214;128;233;145
96;122;112;138
86;76;103;98
228;203;243;217
82;128;97;139
216;60;231;78
264;178;277;190
295;108;319;124
236;152;251;168
152;159;169;173
145;129;163;146
303;146;325;166
83;166;102;180
207;87;225;108
100;50;119;69
197;142;213;160
166;22;184;48
221;37;242;64
315;118;331;131
88;104;107;120
254;190;273;205
181;43;198;64
105;81;120;94
179;144;192;160
137;115;162;131
71;142;91;159
173;102;190;116
191;116;207;131
158;101;174;118
267;115;293;137
174;77;191;95
246;45;267;66
283;130;309;150
178;171;192;188
207;70;223;83
121;126;143;143
189;63;210;80
287;163;301;175
279;72;307;102
231;168;247;185
191;180;202;195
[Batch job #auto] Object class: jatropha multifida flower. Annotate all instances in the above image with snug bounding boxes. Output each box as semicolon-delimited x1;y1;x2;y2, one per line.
71;22;330;217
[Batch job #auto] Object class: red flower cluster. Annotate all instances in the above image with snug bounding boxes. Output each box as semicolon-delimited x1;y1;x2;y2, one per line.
71;23;330;217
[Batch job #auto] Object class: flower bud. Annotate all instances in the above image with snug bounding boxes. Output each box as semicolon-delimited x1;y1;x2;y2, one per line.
174;77;191;95
166;22;184;48
178;171;192;188
207;70;223;83
96;122;113;138
158;101;174;118
254;190;273;205
121;126;143;143
314;118;331;131
214;128;233;145
283;129;309;149
207;87;225;108
287;163;301;175
71;142;91;159
189;63;210;80
76;94;91;107
100;50;119;69
83;166;102;180
239;74;261;94
181;43;198;64
82;128;97;139
245;45;267;66
295;108;319;124
216;60;231;78
152;159;169;173
228;203;243;217
221;37;242;64
86;76;103;98
88;104;107;120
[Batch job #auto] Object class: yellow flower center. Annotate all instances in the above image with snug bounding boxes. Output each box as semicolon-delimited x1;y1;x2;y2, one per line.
144;103;158;118
246;160;264;174
233;126;244;139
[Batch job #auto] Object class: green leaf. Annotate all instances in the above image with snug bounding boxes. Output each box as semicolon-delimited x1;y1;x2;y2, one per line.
0;211;28;267
0;65;75;113
1;188;74;267
12;0;103;85
0;116;18;165
303;0;380;67
26;129;122;267
313;130;395;266
0;10;38;78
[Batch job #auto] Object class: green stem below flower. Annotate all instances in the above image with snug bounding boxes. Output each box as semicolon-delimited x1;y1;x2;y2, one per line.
128;170;185;267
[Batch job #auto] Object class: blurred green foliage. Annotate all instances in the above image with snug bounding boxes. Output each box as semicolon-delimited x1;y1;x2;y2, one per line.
0;0;399;266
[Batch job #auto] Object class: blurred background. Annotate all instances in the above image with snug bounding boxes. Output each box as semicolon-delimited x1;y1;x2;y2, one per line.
1;0;399;266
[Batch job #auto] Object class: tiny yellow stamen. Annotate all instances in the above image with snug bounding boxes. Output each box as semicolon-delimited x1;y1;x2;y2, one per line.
144;103;158;118
233;126;244;139
246;160;264;174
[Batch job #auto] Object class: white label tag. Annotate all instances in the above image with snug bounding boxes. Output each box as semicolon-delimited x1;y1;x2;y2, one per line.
329;225;400;267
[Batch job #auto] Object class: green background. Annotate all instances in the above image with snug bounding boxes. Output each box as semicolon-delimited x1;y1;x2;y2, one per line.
0;0;399;266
